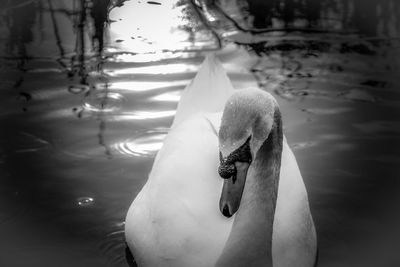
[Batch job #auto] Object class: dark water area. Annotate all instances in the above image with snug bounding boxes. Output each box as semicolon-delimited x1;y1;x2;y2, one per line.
0;0;399;266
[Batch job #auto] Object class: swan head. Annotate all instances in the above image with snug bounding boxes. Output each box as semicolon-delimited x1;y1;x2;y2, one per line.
218;88;279;217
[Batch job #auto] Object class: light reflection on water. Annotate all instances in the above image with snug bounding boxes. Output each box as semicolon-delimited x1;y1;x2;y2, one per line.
105;63;199;75
149;90;181;102
108;51;194;63
109;0;215;53
83;92;125;113
111;110;177;121
0;0;399;267
112;128;169;157
100;80;190;92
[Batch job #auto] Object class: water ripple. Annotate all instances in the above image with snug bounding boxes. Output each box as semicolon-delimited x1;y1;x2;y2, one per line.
97;222;133;267
27;68;63;73
77;197;95;207
105;63;198;75
68;84;90;95
112;128;168;157
82;92;125;113
149;90;181;102
96;80;188;92
111;110;176;121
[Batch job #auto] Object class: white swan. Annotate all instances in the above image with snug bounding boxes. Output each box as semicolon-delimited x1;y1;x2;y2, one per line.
125;55;317;267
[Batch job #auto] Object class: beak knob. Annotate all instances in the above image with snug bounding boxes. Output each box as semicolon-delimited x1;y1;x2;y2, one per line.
218;163;236;179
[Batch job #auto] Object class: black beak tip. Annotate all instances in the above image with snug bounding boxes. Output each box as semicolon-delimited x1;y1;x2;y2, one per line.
222;204;232;218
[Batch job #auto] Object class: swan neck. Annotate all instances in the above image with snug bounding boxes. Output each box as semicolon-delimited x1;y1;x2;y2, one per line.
216;109;283;267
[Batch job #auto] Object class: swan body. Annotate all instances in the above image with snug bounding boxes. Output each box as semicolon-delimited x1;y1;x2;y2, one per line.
125;55;317;267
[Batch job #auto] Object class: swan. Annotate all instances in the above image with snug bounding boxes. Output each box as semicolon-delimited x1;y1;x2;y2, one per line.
125;54;317;267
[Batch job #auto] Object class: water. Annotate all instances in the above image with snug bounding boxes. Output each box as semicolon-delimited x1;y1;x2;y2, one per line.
0;0;399;266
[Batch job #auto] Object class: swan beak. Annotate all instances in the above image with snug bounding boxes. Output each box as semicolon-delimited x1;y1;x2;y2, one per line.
219;162;249;218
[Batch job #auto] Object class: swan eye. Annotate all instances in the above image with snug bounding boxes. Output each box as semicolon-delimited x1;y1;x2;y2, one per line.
224;136;252;164
234;136;252;164
218;136;252;179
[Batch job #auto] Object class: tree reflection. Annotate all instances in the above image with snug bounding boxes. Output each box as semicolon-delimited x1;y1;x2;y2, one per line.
1;0;125;156
1;0;127;77
3;0;37;66
2;0;398;75
198;0;399;37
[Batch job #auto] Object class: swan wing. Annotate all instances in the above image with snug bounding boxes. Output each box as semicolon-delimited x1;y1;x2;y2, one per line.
125;55;235;267
172;54;235;128
126;115;232;267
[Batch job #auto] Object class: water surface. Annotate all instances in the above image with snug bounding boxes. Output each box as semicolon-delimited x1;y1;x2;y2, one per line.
0;0;399;266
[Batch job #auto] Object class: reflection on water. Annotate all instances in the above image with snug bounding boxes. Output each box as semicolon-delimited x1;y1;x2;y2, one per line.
199;0;400;37
83;92;125;112
149;90;182;102
101;80;190;92
112;128;168;157
0;0;399;267
77;196;95;206
110;110;177;121
105;63;199;75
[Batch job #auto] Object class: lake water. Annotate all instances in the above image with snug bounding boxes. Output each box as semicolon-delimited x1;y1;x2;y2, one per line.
0;0;399;266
